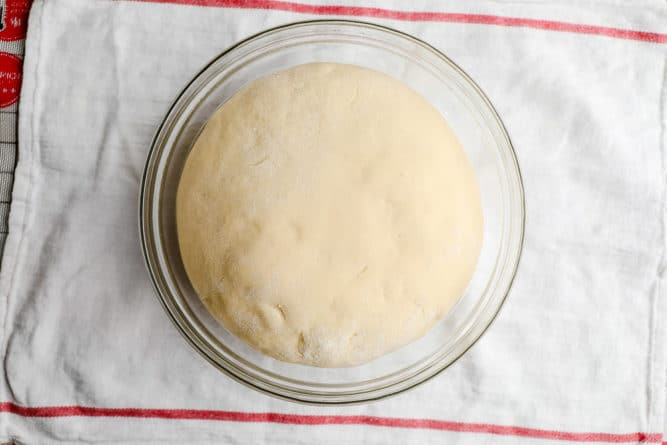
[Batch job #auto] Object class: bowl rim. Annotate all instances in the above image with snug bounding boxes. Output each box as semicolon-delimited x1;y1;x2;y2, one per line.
139;18;526;405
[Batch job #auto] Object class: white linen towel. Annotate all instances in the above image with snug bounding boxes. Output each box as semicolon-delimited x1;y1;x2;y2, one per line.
1;1;666;443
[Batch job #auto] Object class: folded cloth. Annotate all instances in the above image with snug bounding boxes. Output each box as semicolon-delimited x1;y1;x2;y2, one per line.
1;0;666;443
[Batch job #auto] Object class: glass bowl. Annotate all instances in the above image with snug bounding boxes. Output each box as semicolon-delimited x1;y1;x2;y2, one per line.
140;20;524;404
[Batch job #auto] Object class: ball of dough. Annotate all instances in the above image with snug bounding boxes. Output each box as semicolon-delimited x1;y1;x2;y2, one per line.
176;63;483;367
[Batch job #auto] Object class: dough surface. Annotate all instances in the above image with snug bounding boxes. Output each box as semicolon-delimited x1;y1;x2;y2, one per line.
176;63;483;367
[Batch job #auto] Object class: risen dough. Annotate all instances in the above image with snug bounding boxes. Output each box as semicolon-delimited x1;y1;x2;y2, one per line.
176;63;483;367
